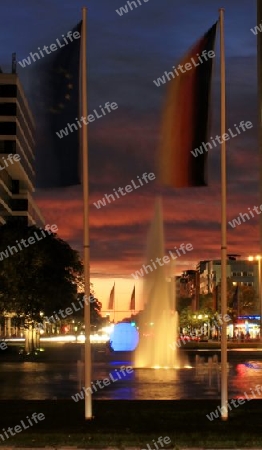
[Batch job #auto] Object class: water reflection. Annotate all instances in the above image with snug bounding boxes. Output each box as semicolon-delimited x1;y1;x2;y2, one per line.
0;351;262;400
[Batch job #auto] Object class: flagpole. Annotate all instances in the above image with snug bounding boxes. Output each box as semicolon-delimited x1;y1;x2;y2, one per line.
257;0;262;340
237;282;240;319
81;6;92;420
219;7;228;421
114;281;116;323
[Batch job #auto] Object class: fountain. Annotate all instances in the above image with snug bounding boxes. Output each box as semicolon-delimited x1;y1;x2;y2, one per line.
135;197;179;368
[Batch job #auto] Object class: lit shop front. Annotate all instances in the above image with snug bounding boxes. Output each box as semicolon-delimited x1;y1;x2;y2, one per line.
227;315;260;339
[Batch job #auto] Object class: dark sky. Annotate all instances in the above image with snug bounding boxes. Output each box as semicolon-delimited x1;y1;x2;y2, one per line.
0;0;259;278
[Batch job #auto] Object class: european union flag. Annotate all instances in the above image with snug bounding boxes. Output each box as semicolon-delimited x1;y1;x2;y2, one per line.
31;22;82;188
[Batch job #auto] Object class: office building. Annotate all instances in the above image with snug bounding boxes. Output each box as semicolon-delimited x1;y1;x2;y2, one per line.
0;71;44;226
198;259;258;295
0;68;44;337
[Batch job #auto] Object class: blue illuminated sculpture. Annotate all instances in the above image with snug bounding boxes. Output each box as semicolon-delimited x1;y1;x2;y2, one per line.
110;323;139;351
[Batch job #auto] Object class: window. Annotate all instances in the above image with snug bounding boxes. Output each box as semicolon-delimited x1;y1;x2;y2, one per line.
232;272;237;277
0;122;16;135
248;282;253;287
10;199;28;211
237;272;242;277
6;216;27;226
12;180;19;194
248;272;253;276
0;168;12;191
0;103;16;116
0;140;16;153
0;85;17;97
242;271;248;277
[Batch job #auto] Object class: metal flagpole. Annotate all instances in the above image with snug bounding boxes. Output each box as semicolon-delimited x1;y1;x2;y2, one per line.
237;282;240;319
257;0;262;340
219;7;228;421
113;282;116;323
259;258;262;338
81;6;92;420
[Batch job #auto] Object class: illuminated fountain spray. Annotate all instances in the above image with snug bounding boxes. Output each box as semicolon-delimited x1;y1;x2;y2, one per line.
135;197;179;368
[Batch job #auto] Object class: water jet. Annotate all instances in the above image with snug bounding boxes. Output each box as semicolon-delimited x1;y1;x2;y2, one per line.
134;197;180;368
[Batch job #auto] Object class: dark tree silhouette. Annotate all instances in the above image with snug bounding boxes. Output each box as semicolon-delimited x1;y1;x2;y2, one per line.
0;222;83;351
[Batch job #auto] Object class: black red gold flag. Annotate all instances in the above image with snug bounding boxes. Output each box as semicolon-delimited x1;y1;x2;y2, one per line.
158;22;217;188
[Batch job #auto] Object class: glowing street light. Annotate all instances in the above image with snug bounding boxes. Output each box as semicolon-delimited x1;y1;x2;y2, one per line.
248;255;262;340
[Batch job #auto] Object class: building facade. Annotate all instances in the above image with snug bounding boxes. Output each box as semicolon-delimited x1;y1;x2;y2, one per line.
0;70;44;337
179;270;199;311
198;259;258;296
0;72;44;226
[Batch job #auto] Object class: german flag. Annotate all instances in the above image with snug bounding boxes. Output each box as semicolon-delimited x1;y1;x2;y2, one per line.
158;22;217;188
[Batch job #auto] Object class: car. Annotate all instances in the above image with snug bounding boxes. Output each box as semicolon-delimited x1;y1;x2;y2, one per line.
190;334;200;342
178;334;191;342
178;334;200;343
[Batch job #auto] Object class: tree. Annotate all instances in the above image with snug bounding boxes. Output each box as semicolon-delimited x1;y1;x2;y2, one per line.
213;278;258;317
179;307;193;330
199;293;214;310
228;284;258;318
0;222;83;349
213;278;236;312
74;292;103;327
176;297;192;314
179;306;213;334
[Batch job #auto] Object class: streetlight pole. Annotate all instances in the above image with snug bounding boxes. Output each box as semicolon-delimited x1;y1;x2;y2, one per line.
258;257;262;339
249;256;262;339
258;0;262;340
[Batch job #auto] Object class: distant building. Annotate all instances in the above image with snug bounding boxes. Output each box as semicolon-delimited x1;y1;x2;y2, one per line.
0;71;44;226
179;270;199;311
197;259;258;295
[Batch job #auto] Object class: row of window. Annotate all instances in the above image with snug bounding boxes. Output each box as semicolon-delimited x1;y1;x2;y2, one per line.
10;199;28;211
0;103;16;116
0;85;17;97
0;168;13;192
0;85;34;130
232;271;253;277
6;216;28;225
0;138;35;184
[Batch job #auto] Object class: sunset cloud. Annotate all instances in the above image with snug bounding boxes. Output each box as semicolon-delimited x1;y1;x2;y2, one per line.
0;0;257;313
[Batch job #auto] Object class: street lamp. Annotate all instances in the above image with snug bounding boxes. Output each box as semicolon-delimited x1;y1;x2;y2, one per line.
248;255;262;339
256;256;262;340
